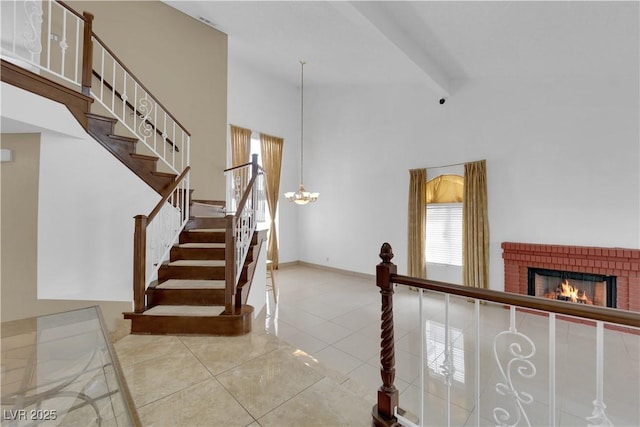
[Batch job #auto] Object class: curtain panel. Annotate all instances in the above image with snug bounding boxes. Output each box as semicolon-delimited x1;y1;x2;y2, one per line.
230;125;251;167
408;168;427;278
463;160;489;289
260;133;284;268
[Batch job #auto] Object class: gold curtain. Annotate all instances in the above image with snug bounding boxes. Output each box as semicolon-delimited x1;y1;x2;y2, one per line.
463;160;489;288
408;168;427;278
426;174;463;203
260;133;284;268
230;125;251;167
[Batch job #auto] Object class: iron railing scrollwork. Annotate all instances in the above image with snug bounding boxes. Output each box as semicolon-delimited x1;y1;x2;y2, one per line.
223;154;266;313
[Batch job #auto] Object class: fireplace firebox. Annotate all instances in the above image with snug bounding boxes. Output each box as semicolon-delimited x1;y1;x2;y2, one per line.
527;268;616;308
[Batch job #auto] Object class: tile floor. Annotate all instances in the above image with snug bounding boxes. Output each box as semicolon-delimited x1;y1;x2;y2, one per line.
114;264;640;426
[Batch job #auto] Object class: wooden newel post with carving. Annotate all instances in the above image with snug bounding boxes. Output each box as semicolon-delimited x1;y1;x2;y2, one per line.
372;243;399;426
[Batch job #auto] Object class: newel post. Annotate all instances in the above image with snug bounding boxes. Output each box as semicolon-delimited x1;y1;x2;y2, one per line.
224;214;236;314
251;153;259;178
81;12;94;96
133;215;147;313
372;243;399;427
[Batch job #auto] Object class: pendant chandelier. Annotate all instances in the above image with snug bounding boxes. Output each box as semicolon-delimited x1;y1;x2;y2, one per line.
285;60;319;205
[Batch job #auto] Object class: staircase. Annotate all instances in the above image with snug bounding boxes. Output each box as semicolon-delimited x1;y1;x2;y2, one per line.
124;209;267;335
1;0;266;337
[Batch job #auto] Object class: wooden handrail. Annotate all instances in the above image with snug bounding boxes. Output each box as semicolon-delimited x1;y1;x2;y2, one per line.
391;274;640;328
91;32;191;137
91;69;179;153
147;166;191;223
56;0;85;20
224;162;265;174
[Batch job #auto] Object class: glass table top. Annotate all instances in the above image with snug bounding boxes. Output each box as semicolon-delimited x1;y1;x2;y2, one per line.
1;306;140;426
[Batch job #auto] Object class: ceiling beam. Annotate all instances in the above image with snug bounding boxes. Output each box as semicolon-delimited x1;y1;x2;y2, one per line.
338;1;451;98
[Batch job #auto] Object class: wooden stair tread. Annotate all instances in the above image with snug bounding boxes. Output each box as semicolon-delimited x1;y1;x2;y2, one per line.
151;171;177;178
186;228;225;233
192;199;225;206
142;305;225;317
130;153;158;161
168;260;226;267
177;243;225;248
156;279;225;289
109;134;138;143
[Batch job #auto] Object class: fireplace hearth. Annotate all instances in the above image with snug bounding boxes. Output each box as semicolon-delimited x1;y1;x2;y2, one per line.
528;268;616;308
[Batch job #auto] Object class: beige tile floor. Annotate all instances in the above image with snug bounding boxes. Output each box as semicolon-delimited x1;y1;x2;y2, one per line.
113;264;640;427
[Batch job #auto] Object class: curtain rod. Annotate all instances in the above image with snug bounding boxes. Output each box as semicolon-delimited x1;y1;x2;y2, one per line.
425;159;485;170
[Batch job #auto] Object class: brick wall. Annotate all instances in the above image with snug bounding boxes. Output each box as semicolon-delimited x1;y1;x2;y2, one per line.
502;242;640;312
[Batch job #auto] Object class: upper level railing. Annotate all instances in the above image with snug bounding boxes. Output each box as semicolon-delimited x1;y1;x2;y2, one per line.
0;0;190;176
373;242;640;427
223;154;266;313
1;0;87;88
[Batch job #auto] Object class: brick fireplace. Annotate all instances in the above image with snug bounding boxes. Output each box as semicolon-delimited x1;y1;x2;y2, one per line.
502;242;640;312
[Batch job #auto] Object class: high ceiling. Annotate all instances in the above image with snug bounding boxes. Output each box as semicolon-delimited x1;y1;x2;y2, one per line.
164;2;637;97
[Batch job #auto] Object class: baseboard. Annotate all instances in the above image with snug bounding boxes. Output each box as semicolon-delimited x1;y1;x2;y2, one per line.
280;260;376;281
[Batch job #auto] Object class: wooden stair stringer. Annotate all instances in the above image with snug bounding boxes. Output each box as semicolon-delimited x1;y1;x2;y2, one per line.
1;59;93;128
85;112;176;194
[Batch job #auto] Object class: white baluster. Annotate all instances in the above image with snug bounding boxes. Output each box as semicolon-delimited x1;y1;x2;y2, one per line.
419;289;425;427
74;18;79;82
586;322;613;427
475;299;480;427
549;313;556;427
60;9;67;76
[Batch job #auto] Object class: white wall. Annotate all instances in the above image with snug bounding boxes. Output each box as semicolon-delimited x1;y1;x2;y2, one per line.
2;83;159;302
227;57;300;264
298;75;640;290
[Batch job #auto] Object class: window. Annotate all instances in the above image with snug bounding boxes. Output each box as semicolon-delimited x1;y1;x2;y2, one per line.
425;321;465;384
426;203;462;266
250;133;271;226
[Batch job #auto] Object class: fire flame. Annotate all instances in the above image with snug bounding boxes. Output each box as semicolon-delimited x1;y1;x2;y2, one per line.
556;279;592;304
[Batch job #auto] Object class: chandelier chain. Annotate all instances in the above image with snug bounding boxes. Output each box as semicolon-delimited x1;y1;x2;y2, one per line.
300;60;305;185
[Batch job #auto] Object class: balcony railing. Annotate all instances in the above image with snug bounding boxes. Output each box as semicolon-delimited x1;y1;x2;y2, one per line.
373;242;640;427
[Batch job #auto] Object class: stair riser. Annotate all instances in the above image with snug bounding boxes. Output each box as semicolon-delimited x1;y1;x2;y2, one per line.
170;246;257;263
179;231;261;245
186;217;227;230
86;114;116;136
128;155;158;174
147;289;225;306
179;232;226;244
170;247;226;261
